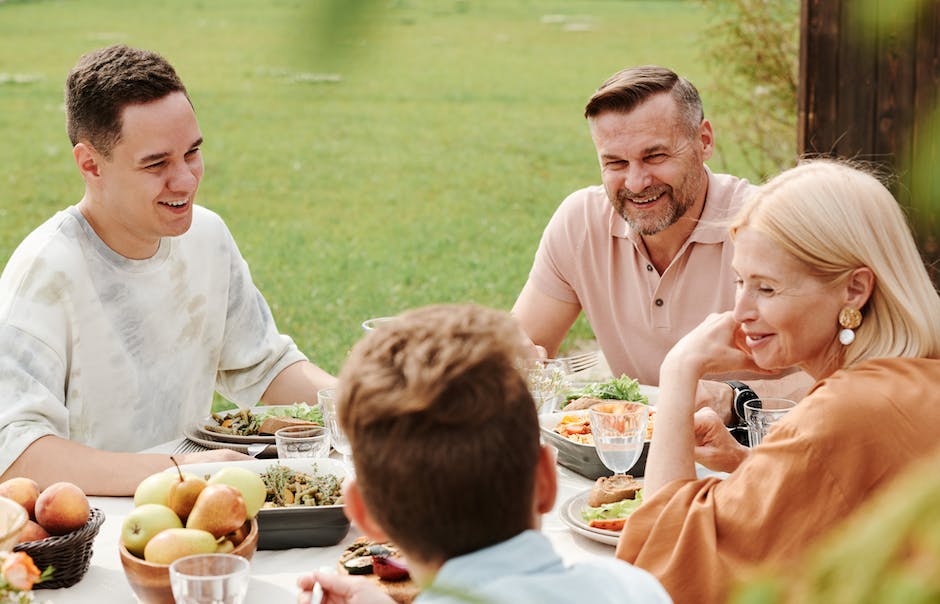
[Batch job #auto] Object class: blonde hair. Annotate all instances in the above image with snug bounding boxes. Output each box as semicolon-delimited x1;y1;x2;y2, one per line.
731;159;940;366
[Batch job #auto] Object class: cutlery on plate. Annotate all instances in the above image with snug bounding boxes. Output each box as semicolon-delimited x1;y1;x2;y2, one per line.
246;443;267;457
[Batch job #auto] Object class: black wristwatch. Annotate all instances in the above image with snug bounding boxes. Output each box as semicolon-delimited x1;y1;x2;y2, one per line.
725;381;759;446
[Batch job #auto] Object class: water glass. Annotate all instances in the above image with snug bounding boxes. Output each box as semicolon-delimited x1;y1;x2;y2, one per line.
274;425;330;459
525;359;568;413
169;553;250;604
744;398;797;447
361;316;397;332
589;401;648;475
318;388;352;469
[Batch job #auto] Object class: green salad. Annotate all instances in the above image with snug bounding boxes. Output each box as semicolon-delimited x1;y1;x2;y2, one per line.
581;489;645;522
565;374;649;405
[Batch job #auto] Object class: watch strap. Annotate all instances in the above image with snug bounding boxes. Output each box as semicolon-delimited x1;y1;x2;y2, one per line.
725;380;759;425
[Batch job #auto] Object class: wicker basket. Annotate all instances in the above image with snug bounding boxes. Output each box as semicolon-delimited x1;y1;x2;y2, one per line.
13;507;105;589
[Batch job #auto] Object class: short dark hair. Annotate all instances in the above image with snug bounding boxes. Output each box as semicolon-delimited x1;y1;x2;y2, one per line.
584;65;703;134
65;44;189;157
337;304;540;563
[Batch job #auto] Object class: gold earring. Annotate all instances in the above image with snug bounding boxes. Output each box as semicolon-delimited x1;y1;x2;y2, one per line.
838;307;862;345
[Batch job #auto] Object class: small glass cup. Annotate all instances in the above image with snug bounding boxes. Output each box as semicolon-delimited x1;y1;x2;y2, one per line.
361;317;397;332
318;388;352;470
744;398;797;447
169;553;250;604
274;425;330;459
524;358;568;413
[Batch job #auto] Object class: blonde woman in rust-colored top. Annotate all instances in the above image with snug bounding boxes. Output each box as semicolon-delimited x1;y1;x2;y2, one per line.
616;159;940;604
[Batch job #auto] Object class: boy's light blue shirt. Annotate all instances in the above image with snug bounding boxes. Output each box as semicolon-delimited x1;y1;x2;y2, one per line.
417;530;672;604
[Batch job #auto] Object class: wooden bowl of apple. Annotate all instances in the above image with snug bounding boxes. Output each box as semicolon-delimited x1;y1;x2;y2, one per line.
119;461;266;604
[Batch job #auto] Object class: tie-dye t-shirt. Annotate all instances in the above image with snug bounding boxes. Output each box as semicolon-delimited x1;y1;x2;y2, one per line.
0;205;306;474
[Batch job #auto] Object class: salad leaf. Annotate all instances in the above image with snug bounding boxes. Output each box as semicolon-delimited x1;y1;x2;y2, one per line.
581;490;644;521
258;402;323;425
565;374;648;404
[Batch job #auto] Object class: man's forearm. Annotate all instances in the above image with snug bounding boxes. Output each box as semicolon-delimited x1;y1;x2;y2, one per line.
1;435;180;495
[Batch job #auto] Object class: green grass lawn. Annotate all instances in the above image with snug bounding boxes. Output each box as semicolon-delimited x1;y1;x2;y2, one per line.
0;0;789;404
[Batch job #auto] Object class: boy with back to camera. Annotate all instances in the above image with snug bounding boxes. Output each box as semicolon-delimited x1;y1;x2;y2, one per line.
297;303;670;604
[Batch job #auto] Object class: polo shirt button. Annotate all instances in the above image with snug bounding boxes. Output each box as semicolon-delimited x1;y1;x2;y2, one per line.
655;298;664;307
646;264;653;271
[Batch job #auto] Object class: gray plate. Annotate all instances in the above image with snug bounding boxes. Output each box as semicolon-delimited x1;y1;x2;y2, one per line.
175;458;351;549
539;410;650;480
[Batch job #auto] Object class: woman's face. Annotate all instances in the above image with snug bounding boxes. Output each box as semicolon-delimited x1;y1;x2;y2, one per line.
731;227;846;379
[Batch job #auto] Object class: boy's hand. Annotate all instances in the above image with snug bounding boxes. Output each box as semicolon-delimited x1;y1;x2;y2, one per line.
297;570;395;604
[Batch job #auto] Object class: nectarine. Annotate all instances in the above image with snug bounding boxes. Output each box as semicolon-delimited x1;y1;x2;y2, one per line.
34;482;90;535
15;519;50;544
0;477;40;520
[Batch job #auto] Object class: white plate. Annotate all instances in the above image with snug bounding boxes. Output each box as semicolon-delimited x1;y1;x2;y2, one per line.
558;489;624;547
171;457;346;483
196;405;322;444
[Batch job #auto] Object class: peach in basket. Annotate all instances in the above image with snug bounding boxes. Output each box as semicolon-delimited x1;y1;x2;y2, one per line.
120;517;258;604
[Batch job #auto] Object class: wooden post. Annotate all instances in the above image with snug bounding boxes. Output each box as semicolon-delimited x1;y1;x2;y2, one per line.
799;0;940;286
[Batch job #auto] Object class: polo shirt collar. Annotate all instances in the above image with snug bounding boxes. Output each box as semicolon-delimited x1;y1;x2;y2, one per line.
610;166;731;245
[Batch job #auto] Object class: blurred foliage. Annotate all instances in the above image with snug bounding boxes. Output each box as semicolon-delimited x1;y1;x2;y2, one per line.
729;448;940;604
699;0;800;181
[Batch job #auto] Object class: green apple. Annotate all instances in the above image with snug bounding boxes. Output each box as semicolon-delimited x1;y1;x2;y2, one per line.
143;527;218;565
207;467;266;519
134;471;201;507
133;473;179;508
121;504;183;557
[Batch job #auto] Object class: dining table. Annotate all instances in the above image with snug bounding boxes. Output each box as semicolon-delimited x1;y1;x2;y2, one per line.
48;437;627;603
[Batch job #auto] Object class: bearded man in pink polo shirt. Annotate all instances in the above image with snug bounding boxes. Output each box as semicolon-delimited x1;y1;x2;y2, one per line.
513;65;808;430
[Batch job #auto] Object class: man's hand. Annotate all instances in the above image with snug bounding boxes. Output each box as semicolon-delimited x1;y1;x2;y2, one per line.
297;571;394;604
693;407;749;473
176;448;252;465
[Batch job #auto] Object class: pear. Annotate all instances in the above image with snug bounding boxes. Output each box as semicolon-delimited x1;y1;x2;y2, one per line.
143;528;217;565
185;484;247;539
167;457;207;522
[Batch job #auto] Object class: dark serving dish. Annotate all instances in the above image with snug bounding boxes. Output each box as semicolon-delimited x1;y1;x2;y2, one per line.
177;458;350;550
539;410;650;480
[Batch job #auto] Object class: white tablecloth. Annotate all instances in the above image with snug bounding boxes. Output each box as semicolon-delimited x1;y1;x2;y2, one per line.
49;440;612;603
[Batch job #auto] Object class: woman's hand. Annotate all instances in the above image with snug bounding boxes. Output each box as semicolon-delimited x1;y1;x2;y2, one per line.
693;407;749;472
297;571;395;604
664;312;770;379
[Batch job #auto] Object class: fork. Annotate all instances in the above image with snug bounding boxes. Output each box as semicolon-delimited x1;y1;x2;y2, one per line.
172;439;210;455
557;350;601;374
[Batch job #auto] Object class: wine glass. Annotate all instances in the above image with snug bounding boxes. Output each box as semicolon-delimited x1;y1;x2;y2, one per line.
588;401;649;475
317;387;353;473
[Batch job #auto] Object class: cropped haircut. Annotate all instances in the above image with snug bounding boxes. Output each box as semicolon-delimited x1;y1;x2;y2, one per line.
730;159;940;367
65;44;188;157
337;304;540;563
584;65;704;135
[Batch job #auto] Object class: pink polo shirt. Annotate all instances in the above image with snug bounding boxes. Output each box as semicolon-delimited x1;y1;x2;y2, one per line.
528;169;755;386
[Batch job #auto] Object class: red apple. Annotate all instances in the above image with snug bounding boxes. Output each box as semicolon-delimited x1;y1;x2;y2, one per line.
35;482;90;535
0;477;41;519
15;520;50;544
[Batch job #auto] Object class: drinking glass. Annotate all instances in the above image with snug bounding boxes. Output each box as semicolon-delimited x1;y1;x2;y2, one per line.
524;359;568;413
169;553;250;604
744;398;797;447
274;425;330;459
318;387;352;470
588;401;649;475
